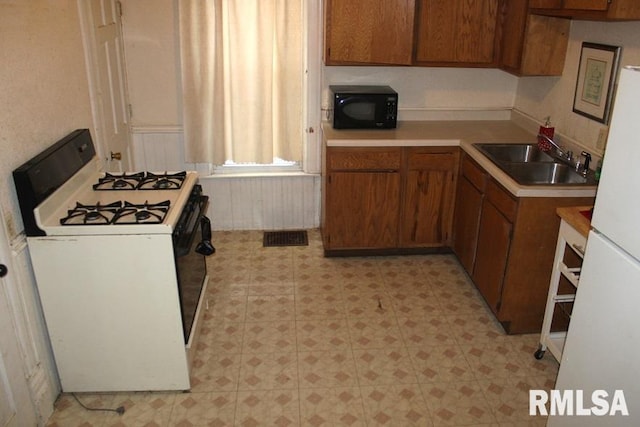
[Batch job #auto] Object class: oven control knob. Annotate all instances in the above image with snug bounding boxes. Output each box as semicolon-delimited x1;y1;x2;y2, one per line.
110;151;122;161
0;264;7;278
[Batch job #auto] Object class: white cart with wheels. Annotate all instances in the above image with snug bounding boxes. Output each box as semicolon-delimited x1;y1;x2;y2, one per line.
535;207;591;362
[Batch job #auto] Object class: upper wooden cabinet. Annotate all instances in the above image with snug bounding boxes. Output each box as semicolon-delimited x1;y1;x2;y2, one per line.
324;0;416;65
414;0;501;66
324;0;639;70
530;0;640;20
500;0;570;76
324;0;502;67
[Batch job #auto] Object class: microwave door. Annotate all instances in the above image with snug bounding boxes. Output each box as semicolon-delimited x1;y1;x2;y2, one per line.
342;99;376;121
335;97;377;128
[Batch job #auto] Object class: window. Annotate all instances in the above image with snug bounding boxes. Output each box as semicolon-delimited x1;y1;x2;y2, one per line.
178;0;304;169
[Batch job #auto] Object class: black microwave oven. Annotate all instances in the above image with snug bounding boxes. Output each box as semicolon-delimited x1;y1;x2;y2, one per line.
330;85;398;129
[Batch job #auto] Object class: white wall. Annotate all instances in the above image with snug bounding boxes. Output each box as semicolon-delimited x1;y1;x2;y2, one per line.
1;1;94;239
514;20;640;155
322;66;519;120
0;1;96;422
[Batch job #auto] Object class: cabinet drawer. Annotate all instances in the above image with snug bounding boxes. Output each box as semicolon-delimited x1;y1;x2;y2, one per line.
327;148;402;171
461;155;487;192
408;148;458;171
486;180;518;222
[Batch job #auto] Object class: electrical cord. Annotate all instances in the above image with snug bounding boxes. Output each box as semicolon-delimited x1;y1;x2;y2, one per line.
72;393;125;415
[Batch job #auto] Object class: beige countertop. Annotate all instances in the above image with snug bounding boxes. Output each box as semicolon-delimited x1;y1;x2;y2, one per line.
322;120;598;198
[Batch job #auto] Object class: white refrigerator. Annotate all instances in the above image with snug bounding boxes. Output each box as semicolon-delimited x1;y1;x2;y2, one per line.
549;66;640;426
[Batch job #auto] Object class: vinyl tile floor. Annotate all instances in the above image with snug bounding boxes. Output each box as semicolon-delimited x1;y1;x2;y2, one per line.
46;229;558;427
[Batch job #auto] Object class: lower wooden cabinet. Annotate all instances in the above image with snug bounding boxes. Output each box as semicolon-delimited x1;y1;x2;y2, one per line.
472;183;516;314
322;146;459;253
325;171;400;249
400;148;459;247
452;156;486;272
323;145;596;334
452;153;594;334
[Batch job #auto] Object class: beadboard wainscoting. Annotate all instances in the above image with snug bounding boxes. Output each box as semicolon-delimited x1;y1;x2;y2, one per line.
200;174;321;230
131;127;210;174
131;128;321;230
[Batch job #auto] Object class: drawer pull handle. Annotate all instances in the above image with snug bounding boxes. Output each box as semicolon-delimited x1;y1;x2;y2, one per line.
571;243;585;256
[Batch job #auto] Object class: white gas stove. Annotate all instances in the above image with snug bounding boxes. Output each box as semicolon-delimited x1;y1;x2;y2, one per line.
13;129;213;392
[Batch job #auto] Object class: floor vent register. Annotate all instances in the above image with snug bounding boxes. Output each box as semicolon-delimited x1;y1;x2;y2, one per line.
263;230;308;247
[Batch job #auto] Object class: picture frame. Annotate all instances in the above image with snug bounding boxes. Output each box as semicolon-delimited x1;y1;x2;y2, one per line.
573;42;621;124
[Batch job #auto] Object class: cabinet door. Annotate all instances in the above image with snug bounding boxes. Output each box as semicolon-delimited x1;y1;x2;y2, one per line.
500;0;529;72
472;199;512;314
325;172;400;249
324;0;416;65
452;176;483;273
500;0;570;76
400;149;458;247
415;0;499;64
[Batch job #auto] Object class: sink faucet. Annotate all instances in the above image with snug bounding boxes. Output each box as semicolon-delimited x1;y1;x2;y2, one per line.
537;134;572;161
538;133;592;176
579;151;592;177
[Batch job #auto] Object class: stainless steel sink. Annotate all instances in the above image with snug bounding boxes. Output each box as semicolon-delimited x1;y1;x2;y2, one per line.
500;162;588;185
474;143;596;186
475;143;555;163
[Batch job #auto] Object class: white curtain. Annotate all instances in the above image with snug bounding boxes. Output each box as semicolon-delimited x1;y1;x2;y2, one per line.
178;0;303;165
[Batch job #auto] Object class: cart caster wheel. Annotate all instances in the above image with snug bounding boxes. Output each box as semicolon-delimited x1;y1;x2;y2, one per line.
534;349;545;360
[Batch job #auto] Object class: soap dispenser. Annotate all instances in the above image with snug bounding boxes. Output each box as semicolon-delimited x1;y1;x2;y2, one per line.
538;116;555;151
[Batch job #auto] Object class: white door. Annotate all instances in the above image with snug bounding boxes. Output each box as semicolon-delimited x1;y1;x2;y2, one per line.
0;226;37;426
78;0;131;171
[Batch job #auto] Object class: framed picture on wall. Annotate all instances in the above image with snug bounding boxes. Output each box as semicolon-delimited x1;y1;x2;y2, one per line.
573;42;621;124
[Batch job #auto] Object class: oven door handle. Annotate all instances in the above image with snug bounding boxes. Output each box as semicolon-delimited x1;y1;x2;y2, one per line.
195;216;215;256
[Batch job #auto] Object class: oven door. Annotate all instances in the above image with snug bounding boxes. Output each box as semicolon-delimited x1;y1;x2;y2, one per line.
173;192;211;342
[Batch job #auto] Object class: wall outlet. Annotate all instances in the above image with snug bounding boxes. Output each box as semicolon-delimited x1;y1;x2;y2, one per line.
596;127;609;150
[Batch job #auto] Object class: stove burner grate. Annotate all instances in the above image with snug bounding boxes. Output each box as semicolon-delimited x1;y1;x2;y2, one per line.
112;200;171;224
138;172;187;190
60;201;123;225
59;200;171;226
93;172;144;191
93;171;186;191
